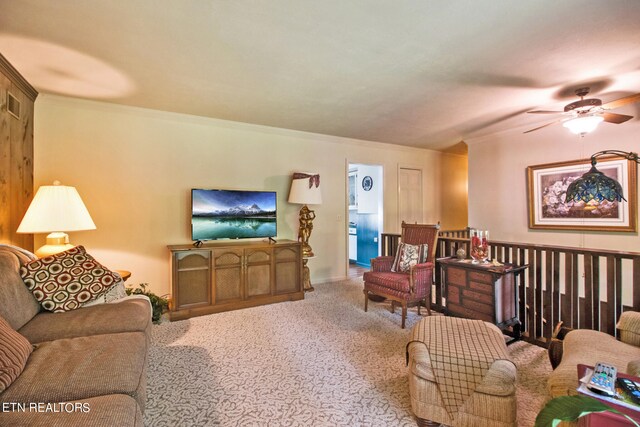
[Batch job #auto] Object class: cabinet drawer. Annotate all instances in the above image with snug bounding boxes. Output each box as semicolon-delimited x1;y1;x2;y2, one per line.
447;285;461;304
462;288;493;305
469;281;493;295
447;268;467;286
449;304;493;323
469;271;492;284
462;298;494;317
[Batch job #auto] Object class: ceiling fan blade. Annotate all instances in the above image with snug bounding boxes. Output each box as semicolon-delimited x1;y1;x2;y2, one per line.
601;93;640;110
602;112;634;124
527;110;564;114
523;120;561;134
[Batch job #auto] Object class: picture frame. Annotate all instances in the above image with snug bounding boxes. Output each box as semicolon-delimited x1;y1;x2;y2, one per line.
527;156;637;232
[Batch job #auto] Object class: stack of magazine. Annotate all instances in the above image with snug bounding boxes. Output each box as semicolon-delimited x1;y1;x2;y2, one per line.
579;367;640;412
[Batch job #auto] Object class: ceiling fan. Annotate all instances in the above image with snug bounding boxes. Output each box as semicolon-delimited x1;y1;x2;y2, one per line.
524;87;640;134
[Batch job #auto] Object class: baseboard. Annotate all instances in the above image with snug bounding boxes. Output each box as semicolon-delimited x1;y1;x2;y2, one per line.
315;275;351;284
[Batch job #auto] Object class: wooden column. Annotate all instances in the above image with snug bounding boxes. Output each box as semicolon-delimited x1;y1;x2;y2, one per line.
0;53;37;251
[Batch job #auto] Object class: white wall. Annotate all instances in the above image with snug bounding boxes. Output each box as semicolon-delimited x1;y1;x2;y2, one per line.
354;164;381;214
34;95;464;296
467;116;640;252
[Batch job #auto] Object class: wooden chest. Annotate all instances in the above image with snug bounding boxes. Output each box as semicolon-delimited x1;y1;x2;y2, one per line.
438;257;527;335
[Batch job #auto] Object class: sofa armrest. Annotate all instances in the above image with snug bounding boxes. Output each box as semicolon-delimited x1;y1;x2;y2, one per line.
617;311;640;347
627;360;640;377
370;256;395;272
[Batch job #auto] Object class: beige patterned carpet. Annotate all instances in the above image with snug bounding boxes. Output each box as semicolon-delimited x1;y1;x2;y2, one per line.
145;277;551;426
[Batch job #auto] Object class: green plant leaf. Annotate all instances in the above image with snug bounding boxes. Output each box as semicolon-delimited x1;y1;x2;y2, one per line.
535;395;631;427
125;283;169;324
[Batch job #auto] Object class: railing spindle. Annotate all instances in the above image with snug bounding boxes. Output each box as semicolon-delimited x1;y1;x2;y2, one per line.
571;253;579;329
551;251;560;340
615;258;623;330
563;253;572;328
634;259;640;311
544;251;553;341
605;256;615;335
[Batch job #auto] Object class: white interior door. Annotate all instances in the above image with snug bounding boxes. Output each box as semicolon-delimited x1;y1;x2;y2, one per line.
399;167;423;226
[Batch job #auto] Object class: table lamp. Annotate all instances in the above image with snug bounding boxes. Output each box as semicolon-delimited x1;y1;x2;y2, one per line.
288;172;322;257
17;181;96;258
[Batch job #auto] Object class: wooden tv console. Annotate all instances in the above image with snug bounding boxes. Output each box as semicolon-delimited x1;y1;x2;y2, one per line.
168;239;303;321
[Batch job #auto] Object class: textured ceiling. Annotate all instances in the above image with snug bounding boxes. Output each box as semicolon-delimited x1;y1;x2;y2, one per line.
1;0;640;151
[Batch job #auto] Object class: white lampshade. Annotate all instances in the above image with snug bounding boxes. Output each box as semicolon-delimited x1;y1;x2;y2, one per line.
288;172;322;205
562;115;604;135
17;181;96;234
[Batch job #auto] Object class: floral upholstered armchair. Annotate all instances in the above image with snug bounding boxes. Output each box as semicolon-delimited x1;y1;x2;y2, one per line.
362;222;440;328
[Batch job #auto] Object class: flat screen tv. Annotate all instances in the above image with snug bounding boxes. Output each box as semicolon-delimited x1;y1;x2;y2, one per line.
191;189;277;241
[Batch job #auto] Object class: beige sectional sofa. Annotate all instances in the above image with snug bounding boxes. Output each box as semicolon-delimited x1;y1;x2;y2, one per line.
547;311;640;398
0;245;152;426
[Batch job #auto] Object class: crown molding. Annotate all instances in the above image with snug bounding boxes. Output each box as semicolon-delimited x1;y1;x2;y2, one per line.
0;53;38;101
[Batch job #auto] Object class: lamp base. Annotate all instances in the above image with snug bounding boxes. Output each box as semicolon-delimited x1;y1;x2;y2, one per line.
302;258;314;292
34;232;75;258
297;205;316;257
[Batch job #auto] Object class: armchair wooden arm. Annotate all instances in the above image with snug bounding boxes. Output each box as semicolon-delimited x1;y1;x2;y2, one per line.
409;262;434;294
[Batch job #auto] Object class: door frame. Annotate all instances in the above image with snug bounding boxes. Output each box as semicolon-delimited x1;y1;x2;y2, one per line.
344;159;384;275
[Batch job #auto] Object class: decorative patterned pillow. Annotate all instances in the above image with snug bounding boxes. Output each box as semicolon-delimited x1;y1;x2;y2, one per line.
391;242;429;273
0;314;33;393
20;246;120;312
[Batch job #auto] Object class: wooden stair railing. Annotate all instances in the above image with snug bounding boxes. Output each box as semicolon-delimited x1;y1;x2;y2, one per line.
380;230;640;347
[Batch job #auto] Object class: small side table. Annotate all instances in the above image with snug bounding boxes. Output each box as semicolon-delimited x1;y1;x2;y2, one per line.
115;270;131;282
438;257;528;342
302;256;315;292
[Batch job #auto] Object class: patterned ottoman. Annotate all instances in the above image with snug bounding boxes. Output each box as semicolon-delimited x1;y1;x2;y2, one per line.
406;316;517;427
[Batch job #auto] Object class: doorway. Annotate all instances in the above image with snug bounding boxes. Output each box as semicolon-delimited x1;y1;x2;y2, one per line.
347;163;383;270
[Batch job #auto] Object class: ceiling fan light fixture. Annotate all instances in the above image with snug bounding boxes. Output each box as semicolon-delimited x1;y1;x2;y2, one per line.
562;114;604;135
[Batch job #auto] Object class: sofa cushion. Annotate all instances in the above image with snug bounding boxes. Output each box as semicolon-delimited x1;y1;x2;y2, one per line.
0;331;148;410
0;394;143;427
391;242;428;273
0;315;33;393
363;271;411;293
18;297;151;344
0;248;41;330
20;246;120;312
